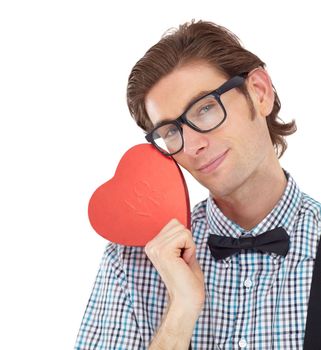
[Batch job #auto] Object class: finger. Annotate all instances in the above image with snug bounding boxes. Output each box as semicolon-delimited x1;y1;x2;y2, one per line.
181;239;196;262
147;219;186;246
161;228;195;257
145;227;192;260
159;218;183;233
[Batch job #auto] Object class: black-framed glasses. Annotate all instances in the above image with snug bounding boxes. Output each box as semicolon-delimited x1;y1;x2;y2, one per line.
145;73;247;156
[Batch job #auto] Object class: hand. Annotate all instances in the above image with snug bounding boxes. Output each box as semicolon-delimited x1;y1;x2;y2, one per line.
144;218;205;313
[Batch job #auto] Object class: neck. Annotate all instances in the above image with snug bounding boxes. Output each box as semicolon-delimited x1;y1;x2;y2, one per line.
213;162;287;231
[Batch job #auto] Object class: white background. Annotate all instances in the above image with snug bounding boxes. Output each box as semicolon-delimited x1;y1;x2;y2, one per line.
1;1;321;349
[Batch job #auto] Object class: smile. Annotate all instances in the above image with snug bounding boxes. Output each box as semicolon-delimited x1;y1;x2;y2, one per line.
197;150;229;174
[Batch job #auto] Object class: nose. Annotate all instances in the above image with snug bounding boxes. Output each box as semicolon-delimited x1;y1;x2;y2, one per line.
182;124;209;156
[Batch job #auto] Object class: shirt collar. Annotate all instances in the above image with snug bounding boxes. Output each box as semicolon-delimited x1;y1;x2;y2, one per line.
206;169;303;239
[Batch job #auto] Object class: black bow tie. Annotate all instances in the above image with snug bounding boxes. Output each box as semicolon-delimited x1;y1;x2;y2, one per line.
207;227;289;260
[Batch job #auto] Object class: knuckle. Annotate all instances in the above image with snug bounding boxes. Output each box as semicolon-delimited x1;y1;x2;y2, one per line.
172;222;186;233
182;227;192;237
169;218;183;229
144;242;159;258
144;242;152;255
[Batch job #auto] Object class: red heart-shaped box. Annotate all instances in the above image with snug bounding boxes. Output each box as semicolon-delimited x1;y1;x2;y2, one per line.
88;144;190;246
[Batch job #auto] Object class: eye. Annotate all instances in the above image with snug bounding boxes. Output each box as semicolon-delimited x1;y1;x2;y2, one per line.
190;95;218;118
200;104;213;114
156;124;179;140
164;126;178;138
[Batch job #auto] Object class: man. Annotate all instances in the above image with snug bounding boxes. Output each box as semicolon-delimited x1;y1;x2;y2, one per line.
75;20;321;349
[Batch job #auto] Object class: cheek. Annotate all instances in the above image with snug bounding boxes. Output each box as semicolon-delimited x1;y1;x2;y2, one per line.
223;100;263;147
230;119;270;168
172;153;190;171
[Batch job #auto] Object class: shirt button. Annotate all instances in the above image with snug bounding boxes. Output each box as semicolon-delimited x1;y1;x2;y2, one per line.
244;278;253;288
239;338;248;348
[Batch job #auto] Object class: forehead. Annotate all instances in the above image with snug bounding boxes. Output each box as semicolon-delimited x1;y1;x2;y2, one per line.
145;62;227;126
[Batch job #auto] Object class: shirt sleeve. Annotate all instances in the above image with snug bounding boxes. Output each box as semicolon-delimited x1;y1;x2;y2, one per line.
74;243;143;350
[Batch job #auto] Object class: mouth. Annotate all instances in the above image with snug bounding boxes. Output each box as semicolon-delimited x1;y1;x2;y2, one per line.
197;150;229;174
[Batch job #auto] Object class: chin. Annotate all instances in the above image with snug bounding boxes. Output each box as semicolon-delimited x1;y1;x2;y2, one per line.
197;168;240;198
194;174;225;195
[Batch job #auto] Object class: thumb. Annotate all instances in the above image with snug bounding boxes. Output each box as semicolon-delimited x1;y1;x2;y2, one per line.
181;245;196;265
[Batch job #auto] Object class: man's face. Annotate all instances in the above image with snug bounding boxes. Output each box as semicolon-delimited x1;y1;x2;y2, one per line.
145;61;274;199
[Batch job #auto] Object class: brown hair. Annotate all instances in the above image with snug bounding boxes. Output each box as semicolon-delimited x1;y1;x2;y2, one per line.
127;19;296;158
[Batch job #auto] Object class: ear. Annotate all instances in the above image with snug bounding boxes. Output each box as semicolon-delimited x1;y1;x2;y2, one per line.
246;68;274;118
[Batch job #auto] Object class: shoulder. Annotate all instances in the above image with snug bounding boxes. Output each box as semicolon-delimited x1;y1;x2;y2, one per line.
98;242;157;295
98;242;147;278
102;241;157;281
100;241;123;269
102;241;148;269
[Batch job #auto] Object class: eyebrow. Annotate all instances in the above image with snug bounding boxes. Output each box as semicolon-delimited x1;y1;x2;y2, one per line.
153;89;214;129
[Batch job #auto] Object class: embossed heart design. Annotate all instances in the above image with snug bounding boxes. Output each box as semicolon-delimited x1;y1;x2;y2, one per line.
88;144;190;246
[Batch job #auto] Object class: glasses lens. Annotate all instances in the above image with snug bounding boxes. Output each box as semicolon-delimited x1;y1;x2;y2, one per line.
152;123;182;155
186;94;224;130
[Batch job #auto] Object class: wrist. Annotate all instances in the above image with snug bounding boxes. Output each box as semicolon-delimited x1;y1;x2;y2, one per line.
148;299;201;349
169;296;205;316
165;301;202;330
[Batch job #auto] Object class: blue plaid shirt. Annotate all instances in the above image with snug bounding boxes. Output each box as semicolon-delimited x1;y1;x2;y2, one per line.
75;171;321;349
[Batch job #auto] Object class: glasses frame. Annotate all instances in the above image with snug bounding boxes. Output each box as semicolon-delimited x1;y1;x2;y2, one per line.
145;73;248;156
